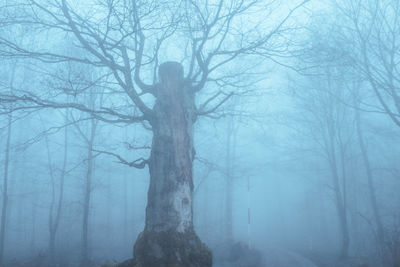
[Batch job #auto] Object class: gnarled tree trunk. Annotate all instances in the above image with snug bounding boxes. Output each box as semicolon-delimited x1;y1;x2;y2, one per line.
133;62;211;267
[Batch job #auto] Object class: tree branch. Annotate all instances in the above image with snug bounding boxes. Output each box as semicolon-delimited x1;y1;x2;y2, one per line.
93;149;148;169
197;91;233;116
0;93;145;124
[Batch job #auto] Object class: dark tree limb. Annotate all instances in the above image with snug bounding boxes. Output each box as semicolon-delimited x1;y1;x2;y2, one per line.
93;149;148;169
197;91;233;116
0;93;144;124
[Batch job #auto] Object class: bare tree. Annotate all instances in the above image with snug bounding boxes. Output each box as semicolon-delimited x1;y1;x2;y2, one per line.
291;26;356;257
0;0;309;265
329;1;400;263
336;0;400;128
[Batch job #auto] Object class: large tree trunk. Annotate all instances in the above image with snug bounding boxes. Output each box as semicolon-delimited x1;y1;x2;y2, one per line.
133;62;211;267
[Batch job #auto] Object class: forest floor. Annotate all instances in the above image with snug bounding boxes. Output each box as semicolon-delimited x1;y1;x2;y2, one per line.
2;247;374;267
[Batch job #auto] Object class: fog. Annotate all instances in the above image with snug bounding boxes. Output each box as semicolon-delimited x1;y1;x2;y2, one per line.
0;0;399;266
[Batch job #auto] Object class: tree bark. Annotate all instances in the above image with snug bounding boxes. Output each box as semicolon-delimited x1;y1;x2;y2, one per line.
133;62;211;267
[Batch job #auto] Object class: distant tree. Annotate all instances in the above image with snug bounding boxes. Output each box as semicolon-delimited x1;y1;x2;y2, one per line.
336;0;400;128
72;86;102;266
292;6;398;261
291;71;354;259
351;84;385;260
327;1;400;262
0;91;12;267
42;112;69;265
223;100;240;246
80;117;97;267
0;61;16;266
290;21;358;258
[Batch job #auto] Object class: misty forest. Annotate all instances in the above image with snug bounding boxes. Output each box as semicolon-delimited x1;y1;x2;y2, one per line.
0;0;399;266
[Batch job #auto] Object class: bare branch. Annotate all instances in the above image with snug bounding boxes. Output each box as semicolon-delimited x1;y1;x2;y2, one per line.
197;91;233;116
0;93;144;124
93;149;148;169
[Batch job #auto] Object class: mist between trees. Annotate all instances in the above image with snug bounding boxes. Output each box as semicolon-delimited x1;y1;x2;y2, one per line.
0;0;399;267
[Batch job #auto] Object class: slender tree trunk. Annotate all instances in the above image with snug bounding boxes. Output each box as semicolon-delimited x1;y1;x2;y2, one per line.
338;138;350;258
225;119;233;244
106;167;112;243
30;203;36;252
339;141;347;232
44;134;56;262
46;118;68;264
81;118;96;267
0;112;12;266
123;168;128;247
324;73;349;259
123;128;128;247
0;62;16;266
327;125;349;259
225;114;237;244
330;156;349;259
355;108;385;251
133;62;211;267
